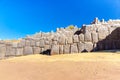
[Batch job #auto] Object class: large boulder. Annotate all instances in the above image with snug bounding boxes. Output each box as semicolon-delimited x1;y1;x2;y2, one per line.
97;27;109;40
59;45;64;54
33;47;41;54
63;44;70;54
67;37;73;44
51;45;59;55
23;46;33;55
45;40;50;45
91;32;98;43
58;36;66;45
84;42;93;52
12;42;18;48
39;39;45;48
52;41;58;45
84;31;92;42
30;40;36;47
0;44;6;59
17;43;23;48
6;45;16;57
79;34;84;42
16;48;23;56
36;42;40;47
25;40;31;46
73;35;79;43
70;43;78;53
78;42;84;52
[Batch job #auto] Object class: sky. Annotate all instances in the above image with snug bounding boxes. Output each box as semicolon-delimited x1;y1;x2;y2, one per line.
0;0;120;39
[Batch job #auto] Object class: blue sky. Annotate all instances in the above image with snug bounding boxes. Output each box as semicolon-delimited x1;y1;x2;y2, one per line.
0;0;120;39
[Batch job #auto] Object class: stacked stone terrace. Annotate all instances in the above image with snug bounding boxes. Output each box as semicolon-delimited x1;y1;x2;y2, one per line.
0;18;120;59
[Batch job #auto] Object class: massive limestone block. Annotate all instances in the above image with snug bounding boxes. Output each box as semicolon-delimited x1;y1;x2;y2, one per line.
91;32;98;43
23;46;33;55
52;41;58;45
97;27;109;40
52;35;59;41
16;48;23;56
11;48;16;56
70;43;78;53
45;40;50;45
12;42;18;48
84;31;92;42
17;43;23;48
0;45;6;59
79;34;84;42
73;35;79;43
36;42;40;47
39;40;45;48
59;45;64;54
6;46;15;57
63;44;70;54
25;40;31;46
44;45;50;50
18;40;26;48
84;42;93;52
51;45;59;55
67;37;73;44
98;32;106;41
78;42;84;52
58;36;66;45
30;40;36;47
33;47;41;54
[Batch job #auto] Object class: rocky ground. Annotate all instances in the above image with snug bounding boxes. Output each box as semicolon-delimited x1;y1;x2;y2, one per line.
0;52;120;80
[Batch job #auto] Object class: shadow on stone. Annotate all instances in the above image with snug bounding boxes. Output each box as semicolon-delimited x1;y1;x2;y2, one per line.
95;27;120;51
81;49;88;53
40;49;51;55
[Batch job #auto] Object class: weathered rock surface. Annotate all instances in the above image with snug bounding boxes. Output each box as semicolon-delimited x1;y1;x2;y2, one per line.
16;48;23;56
84;31;92;42
0;18;120;58
33;47;41;54
51;45;59;55
70;43;78;53
64;45;70;54
23;46;33;55
0;45;6;59
84;42;93;52
78;42;84;52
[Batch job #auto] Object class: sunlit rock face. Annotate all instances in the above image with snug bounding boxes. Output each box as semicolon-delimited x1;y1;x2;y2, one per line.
0;18;120;59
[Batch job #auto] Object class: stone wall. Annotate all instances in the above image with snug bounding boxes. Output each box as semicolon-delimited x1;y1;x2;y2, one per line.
0;18;120;59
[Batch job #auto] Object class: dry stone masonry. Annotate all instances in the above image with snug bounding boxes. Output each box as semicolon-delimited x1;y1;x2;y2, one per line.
0;18;120;59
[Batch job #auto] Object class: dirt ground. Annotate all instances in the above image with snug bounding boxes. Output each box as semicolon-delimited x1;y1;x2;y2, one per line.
0;52;120;80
